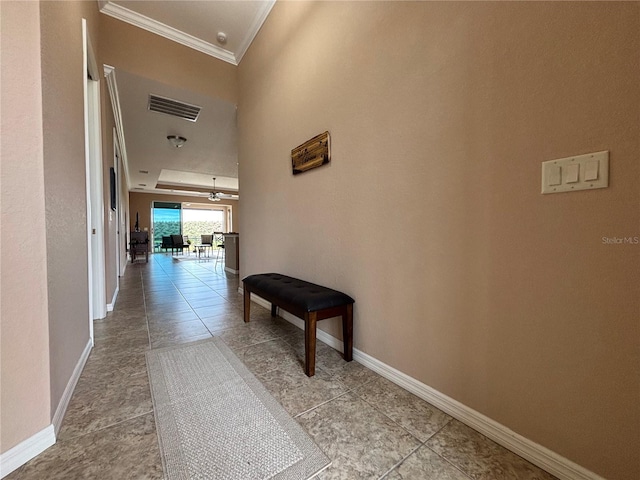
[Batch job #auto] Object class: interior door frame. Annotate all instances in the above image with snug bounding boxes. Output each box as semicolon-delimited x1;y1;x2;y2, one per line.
113;128;126;277
83;18;106;332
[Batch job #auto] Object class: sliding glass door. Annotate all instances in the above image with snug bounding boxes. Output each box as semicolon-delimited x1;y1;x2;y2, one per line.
152;202;181;250
182;206;226;241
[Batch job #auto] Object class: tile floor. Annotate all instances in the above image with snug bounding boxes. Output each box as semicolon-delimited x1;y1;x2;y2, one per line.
7;254;557;480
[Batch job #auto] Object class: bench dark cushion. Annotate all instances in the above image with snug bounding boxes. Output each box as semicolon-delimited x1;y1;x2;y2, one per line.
243;273;354;313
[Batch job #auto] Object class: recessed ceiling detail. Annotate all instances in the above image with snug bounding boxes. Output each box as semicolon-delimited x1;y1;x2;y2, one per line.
117;70;238;196
149;94;201;122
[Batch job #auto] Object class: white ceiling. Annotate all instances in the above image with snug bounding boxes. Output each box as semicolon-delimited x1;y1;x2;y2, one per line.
100;0;275;65
117;69;239;194
99;0;276;198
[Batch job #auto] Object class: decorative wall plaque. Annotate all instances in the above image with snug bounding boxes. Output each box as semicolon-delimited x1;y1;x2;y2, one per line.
291;131;331;175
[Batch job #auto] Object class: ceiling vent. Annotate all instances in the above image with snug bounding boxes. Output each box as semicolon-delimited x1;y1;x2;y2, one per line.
148;94;201;122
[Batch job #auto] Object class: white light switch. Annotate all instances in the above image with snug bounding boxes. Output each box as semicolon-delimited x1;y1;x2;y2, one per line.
541;150;609;194
566;164;579;183
548;166;561;186
585;160;599;181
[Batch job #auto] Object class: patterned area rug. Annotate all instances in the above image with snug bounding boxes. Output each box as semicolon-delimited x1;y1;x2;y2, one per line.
146;338;330;480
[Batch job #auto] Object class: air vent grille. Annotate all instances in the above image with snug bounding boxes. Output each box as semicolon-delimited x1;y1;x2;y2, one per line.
148;94;201;122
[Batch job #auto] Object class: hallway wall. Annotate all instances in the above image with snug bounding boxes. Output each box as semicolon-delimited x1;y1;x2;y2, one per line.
0;0;52;454
238;2;640;479
39;0;101;425
101;84;119;306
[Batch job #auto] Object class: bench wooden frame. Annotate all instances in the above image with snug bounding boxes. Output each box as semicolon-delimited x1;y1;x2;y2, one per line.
243;283;353;377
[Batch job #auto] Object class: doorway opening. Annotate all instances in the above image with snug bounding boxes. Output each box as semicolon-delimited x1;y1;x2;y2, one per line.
151;202;182;251
151;201;231;253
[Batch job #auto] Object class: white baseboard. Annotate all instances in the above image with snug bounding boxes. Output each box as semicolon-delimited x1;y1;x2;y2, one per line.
0;424;55;478
239;287;605;480
224;266;239;274
52;339;92;434
106;285;119;312
352;349;605;480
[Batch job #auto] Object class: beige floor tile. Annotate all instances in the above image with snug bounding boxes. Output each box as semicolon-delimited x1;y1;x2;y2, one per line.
298;393;421;480
426;420;557;480
218;321;282;350
145;301;193;316
18;414;162;480
355;376;452;442
144;293;185;306
193;303;241;319
82;348;148;379
150;331;212;350
90;329;150;357
58;374;153;441
200;312;245;333
146;309;200;325
185;295;229;308
148;318;209;341
329;360;381;390
236;337;302;374
384;445;471;480
257;361;346;416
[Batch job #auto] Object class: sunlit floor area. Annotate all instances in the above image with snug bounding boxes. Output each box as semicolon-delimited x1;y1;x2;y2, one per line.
7;254;556;479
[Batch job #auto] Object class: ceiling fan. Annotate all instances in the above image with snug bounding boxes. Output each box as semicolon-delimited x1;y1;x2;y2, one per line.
208;177;222;202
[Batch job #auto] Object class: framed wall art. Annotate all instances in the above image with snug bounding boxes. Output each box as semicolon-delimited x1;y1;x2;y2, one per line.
291;131;331;175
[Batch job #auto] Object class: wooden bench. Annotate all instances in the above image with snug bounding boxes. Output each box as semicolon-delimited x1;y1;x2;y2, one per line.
243;273;354;377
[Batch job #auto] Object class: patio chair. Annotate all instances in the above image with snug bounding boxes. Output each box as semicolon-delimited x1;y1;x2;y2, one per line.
161;236;173;252
170;234;189;255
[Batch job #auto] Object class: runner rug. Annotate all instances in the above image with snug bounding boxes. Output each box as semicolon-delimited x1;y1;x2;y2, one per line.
146;337;330;480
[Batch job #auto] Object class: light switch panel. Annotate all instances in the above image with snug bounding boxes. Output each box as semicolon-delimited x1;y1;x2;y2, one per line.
541;151;609;194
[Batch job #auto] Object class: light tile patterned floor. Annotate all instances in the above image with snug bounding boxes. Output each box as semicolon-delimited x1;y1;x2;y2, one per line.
7;254;557;480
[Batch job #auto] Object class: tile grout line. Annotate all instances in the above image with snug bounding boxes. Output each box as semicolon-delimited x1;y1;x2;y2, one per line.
349;382;475;479
415;417;478;478
376;442;424;480
422;442;475;480
141;261;153;351
355;388;474;480
293;391;353;419
57;410;155;444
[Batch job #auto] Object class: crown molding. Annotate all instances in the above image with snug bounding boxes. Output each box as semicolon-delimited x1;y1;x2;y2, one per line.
99;1;238;65
103;65;131;190
236;0;276;64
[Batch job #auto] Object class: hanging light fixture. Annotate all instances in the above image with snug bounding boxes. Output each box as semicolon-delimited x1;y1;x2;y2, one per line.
208;177;221;202
167;135;187;148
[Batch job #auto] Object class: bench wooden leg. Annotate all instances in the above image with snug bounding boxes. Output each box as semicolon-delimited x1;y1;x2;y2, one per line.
304;311;317;377
243;286;251;323
342;303;353;362
271;303;277;317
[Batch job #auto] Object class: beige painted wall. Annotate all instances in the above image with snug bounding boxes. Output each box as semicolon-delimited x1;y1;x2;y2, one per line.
118;152;130;275
101;84;118;305
238;2;639;479
40;0;100;417
129;192;239;236
99;14;237;104
0;1;52;453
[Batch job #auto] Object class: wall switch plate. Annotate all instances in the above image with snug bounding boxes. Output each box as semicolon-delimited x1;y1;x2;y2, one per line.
541;151;609;194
